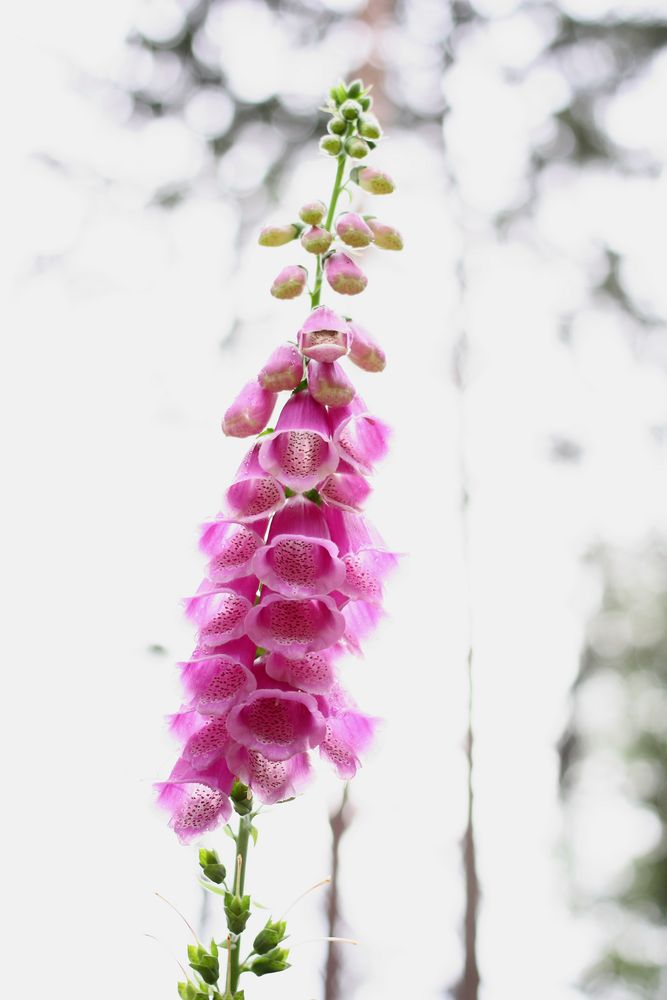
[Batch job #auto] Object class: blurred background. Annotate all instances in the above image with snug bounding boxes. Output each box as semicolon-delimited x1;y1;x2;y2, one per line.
3;0;667;998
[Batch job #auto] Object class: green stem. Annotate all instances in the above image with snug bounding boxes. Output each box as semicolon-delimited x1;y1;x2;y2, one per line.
228;813;252;995
310;132;351;309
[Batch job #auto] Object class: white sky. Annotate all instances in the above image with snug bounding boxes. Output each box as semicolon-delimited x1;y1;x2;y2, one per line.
2;2;666;999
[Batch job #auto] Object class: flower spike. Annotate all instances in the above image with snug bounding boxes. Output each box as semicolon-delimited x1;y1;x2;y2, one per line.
156;79;401;1000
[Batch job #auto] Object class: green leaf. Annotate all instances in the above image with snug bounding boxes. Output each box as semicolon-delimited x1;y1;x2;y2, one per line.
198;878;226;897
223;825;235;841
210;939;218;958
256;426;274;438
249;825;259;846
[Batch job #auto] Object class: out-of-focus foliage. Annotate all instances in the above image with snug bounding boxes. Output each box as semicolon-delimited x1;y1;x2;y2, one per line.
560;542;667;998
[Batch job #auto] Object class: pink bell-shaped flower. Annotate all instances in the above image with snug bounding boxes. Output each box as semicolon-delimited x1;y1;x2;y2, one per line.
225;745;312;805
325;252;368;295
319;460;372;512
199;520;266;583
258;392;339;492
180;645;258;716
257;343;303;392
156;758;234;843
224;445;286;523
246;592;346;656
307;359;356;408
252;496;346;598
329;397;391;475
354;165;395;195
222;380;277;438
265;648;340;695
227;688;326;761
297;306;350;363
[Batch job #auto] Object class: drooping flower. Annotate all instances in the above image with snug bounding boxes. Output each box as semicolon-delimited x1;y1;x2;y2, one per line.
347;321;386;373
258;392;339;492
252;497;346;598
224;445;286;523
329;397;391;475
257;343;304;392
307;359;356;408
227;688;326;761
297;306;350;362
222;380;277;438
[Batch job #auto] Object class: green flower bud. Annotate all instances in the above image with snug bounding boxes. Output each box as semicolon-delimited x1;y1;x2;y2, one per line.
346;79;364;98
340;99;362;121
224;891;251;934
320;135;342;156
249;947;291;977
230;779;253;816
359;95;372;111
329;81;347;105
345;136;370;160
253;918;287;955
258;223;300;247
187;944;220;986
328;116;347;136
358;114;382;140
198;848;227;884
299;200;327;225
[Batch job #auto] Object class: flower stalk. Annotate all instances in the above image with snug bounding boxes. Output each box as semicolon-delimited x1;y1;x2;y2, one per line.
157;76;402;999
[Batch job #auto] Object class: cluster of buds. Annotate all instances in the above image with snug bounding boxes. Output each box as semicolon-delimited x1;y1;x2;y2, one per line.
259;79;402;309
158;78;401;1000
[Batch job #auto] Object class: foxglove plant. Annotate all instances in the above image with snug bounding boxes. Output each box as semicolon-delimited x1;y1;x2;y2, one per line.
157;78;402;1000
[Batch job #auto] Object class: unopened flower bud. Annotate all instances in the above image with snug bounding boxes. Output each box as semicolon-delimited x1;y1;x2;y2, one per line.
329;81;347;105
345;136;370;159
328;117;347;136
253;918;287;955
224;891;251;934
249;947;290;977
258;343;303;391
270;264;307;300
359;94;372;111
352;165;395;195
340;99;362;121
348;320;386;372
320;135;342;156
366;218;403;250
299;200;327;225
358;114;382;140
301;226;333;255
308;360;356;408
298;305;350;362
347;79;364;98
199;848;226;884
230;778;253;816
222;381;277;438
325;252;368;296
336;212;374;248
258;223;300;247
